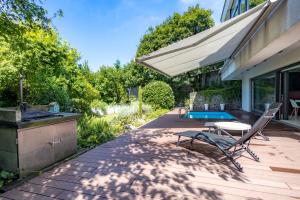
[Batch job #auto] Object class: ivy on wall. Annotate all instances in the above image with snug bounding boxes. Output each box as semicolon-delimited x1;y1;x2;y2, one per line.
201;86;241;102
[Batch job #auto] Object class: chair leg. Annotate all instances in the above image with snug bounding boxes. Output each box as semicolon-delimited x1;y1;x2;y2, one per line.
190;138;195;148
224;151;243;172
257;131;269;141
177;136;181;147
244;146;260;161
230;157;243;172
291;108;295;119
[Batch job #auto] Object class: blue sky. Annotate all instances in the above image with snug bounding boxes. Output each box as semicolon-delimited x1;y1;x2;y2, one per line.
44;0;224;71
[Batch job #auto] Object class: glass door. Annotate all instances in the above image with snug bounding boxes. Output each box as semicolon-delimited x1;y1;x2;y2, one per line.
252;73;276;113
280;65;300;127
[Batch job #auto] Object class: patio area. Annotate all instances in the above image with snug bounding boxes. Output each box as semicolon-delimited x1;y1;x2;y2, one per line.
1;109;300;200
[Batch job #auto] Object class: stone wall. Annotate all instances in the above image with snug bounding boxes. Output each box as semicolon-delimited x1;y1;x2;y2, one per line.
189;92;241;111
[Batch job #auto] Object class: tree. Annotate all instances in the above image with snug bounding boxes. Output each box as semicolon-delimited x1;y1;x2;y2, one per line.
0;0;62;38
125;5;215;87
0;26;99;111
250;0;267;8
94;65;127;104
124;5;215;104
136;5;214;57
143;81;175;109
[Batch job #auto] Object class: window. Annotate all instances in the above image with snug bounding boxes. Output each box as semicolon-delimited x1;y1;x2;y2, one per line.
252;73;276;112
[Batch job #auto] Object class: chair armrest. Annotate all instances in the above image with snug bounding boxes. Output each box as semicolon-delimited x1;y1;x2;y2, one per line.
218;128;236;140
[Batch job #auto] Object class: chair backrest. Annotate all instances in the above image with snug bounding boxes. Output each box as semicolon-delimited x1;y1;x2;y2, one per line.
290;99;298;108
234;103;282;145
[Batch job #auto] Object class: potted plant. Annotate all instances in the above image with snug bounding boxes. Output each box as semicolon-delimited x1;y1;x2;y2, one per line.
264;103;270;111
220;103;225;111
204;103;209;111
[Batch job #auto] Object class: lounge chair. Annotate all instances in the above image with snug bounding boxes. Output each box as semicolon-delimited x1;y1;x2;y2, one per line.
254;102;281;141
290;99;300;119
176;105;281;172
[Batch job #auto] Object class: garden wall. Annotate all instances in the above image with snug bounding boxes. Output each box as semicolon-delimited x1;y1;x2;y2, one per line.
189;90;241;111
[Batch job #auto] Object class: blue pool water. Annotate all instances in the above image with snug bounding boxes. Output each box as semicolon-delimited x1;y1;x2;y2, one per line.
184;112;235;120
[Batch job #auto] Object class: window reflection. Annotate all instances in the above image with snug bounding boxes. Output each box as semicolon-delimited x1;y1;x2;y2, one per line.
252;73;276;112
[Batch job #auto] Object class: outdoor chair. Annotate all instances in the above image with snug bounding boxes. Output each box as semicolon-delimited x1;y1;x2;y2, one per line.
176;105;281;172
290;99;300;119
254;102;282;141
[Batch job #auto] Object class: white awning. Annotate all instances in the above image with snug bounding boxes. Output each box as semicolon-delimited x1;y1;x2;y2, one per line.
136;2;270;77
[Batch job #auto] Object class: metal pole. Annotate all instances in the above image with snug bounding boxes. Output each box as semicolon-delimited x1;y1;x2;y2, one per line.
283;71;289;120
19;74;24;103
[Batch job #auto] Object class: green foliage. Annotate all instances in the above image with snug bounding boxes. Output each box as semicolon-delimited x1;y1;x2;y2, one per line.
145;108;169;121
250;0;267;8
125;5;215;88
90;100;107;114
136;5;214;57
0;0;62;41
77;115;116;148
26;77;71;111
77;102;167;148
200;82;241;102
94;65;127;104
138;86;143;117
0;25;98;112
0;169;15;189
184;98;191;108
143;81;175;109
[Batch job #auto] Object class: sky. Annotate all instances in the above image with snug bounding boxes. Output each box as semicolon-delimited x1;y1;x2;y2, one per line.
44;0;224;71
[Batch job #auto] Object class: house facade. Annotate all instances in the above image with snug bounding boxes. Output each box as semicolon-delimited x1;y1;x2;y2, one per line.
221;0;300;127
137;0;300;126
221;0;250;22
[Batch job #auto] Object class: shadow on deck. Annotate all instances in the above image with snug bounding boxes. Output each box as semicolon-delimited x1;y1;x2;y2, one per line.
1;109;300;200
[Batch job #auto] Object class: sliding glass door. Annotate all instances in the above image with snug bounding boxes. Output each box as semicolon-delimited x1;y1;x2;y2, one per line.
252;73;276;113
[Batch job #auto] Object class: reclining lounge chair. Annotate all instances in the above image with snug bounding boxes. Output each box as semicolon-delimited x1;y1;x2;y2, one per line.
254;103;282;141
176;104;281;172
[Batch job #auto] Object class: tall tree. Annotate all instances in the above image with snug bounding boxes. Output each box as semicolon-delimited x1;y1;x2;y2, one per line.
0;0;62;37
250;0;267;8
0;26;99;109
126;5;215;87
94;65;127;104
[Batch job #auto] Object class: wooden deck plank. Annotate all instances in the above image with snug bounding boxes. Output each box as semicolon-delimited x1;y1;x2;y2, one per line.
1;109;300;199
17;183;64;198
0;190;54;200
131;179;296;200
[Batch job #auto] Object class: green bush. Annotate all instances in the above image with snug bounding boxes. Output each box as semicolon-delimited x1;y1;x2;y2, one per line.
26;78;72;111
145;108;169;121
200;83;241;103
77;115;116;148
0;170;15;189
90;100;107;115
71;98;91;114
143;81;175;109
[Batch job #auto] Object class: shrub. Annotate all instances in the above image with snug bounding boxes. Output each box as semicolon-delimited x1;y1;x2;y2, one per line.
90;100;107;116
145;108;169;121
77;115;116;147
0;170;15;189
71;98;91;114
106;101;152;117
201;85;241;102
143;81;175;109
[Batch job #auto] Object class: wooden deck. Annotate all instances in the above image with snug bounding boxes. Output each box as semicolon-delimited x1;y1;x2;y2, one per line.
1;109;300;200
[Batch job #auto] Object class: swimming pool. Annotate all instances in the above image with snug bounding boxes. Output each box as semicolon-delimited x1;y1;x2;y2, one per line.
184;112;235;120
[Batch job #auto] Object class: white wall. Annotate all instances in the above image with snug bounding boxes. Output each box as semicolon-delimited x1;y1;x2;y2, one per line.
239;41;300;112
221;0;300;112
222;0;300;81
242;77;251;112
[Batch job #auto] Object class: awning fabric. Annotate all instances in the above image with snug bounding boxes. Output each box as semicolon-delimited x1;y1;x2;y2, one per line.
136;2;268;77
